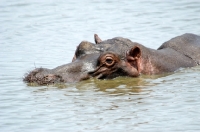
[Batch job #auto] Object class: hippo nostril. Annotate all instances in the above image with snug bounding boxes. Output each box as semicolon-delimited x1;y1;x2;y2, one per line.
44;74;55;82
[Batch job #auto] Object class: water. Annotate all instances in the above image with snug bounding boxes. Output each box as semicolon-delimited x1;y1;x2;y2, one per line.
1;0;200;131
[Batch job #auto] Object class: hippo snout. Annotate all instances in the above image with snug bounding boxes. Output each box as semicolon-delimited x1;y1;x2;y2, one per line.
23;68;64;85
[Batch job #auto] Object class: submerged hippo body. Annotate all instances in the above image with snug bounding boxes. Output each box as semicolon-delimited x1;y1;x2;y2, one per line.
24;33;200;85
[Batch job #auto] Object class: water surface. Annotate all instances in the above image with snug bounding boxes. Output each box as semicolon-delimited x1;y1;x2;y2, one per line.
1;0;200;131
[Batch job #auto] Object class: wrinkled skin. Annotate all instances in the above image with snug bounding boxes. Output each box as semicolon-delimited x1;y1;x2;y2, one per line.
24;33;200;85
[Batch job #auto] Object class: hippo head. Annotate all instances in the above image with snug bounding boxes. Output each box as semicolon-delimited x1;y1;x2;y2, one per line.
89;47;141;79
24;34;142;85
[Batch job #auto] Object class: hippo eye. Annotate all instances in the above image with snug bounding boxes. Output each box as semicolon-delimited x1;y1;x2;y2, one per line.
106;58;113;64
98;52;120;67
105;57;114;66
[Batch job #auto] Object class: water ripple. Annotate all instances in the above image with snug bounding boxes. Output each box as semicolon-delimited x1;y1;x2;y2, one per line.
1;0;200;131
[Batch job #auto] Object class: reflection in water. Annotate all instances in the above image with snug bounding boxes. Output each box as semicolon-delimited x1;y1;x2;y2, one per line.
28;73;171;95
76;77;147;95
67;74;170;95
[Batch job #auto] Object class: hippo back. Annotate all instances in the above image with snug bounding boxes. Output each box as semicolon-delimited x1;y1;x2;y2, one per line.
158;33;200;64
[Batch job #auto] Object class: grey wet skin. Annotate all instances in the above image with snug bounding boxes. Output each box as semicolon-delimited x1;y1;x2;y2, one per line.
24;33;200;85
24;53;100;85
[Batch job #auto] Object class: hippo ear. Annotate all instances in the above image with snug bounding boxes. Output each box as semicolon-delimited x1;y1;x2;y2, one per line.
127;46;141;60
94;34;102;44
126;46;141;72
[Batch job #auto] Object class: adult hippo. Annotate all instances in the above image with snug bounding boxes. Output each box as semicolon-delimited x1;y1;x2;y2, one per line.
24;33;200;85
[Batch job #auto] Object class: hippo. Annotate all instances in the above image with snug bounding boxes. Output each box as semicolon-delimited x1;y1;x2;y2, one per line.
24;33;200;85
